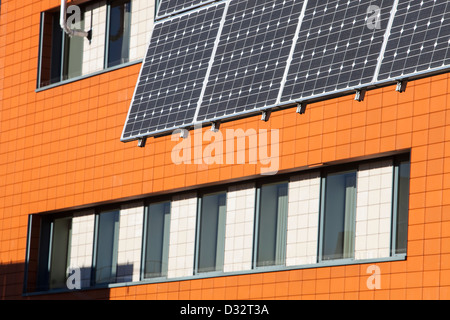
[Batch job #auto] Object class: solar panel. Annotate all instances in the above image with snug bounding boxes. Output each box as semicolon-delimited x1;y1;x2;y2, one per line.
156;0;217;19
195;0;305;123
122;0;450;144
378;0;450;81
121;2;226;141
281;0;395;102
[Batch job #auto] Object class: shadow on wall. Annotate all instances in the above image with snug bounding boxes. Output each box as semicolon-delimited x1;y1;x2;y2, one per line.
0;262;112;300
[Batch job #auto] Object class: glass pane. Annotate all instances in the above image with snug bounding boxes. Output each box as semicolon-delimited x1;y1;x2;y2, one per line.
197;193;227;273
39;12;63;87
396;160;410;254
63;10;84;80
96;210;120;284
322;171;357;260
144;202;171;278
49;218;72;289
256;182;288;267
108;0;131;68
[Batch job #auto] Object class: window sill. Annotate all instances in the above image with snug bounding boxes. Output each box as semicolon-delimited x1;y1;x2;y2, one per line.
23;254;406;297
35;60;143;93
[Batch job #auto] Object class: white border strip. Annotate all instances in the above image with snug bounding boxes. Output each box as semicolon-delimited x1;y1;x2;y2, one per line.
276;0;309;105
372;0;399;83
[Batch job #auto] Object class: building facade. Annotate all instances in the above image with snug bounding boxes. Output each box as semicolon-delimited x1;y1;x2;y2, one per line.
0;0;450;300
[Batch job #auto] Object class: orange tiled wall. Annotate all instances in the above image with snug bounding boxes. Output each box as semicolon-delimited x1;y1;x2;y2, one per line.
1;0;450;300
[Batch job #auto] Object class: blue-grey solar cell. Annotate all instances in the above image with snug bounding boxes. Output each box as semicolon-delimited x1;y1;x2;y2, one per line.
121;3;225;141
281;0;394;102
378;0;450;80
157;0;216;19
196;0;305;123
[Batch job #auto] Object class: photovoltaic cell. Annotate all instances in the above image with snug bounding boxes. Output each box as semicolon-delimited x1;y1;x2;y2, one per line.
281;0;394;102
378;0;450;80
196;0;305;123
157;0;216;19
121;3;225;140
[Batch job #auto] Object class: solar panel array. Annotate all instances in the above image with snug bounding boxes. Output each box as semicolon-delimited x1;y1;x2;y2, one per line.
122;0;450;143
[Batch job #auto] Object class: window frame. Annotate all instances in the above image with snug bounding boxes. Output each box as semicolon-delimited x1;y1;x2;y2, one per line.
91;208;121;286
317;166;358;263
104;0;132;69
141;198;172;280
37;6;86;88
24;153;410;295
391;153;411;256
37;0;138;90
193;190;228;275
252;179;289;269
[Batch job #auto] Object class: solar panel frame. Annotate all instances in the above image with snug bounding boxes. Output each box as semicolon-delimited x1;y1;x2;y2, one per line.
156;0;219;20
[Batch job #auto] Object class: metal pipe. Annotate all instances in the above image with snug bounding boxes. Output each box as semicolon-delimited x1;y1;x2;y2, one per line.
60;0;91;38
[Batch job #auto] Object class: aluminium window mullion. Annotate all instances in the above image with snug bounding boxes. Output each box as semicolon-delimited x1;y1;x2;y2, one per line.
161;203;171;277
252;186;261;269
104;0;111;69
391;160;400;256
91;213;100;287
193;196;202;275
140;204;149;281
37;12;45;88
317;175;326;263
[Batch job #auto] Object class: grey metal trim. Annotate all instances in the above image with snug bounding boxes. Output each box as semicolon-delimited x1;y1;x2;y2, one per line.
37;12;45;89
252;186;261;269
23;214;34;294
104;0;112;70
155;0;219;21
391;161;400;256
193;196;202;275
36;59;143;92
23;254;407;297
317;176;326;263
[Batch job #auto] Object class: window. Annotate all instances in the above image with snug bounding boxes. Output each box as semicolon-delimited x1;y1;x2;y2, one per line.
320;171;357;261
94;210;120;285
195;192;227;273
38;9;85;87
142;201;171;279
106;0;131;68
393;156;410;255
31;215;72;291
254;182;289;267
24;154;411;293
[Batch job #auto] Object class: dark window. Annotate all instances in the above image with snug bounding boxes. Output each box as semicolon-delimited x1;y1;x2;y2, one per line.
143;202;171;279
107;0;131;68
255;182;289;267
394;157;410;255
196;192;227;273
321;171;357;261
94;210;120;285
38;9;84;87
27;215;72;292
